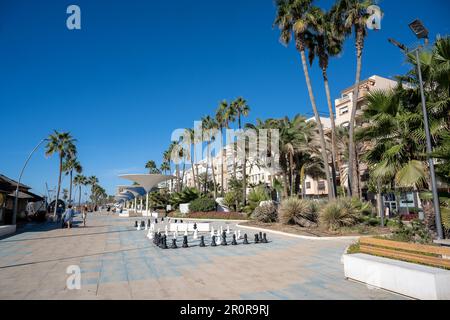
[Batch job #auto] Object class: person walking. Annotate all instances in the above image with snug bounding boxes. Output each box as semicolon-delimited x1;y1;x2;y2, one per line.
62;205;75;229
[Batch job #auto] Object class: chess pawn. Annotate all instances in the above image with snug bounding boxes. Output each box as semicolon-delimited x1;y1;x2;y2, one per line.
226;225;230;235
182;235;189;248
171;238;178;249
221;231;227;246
193;229;198;240
243;234;249;244
262;233;268;243
211;235;217;247
254;234;259;244
237;230;241;240
199;235;206;247
231;234;238;245
134;221;138;228
180;219;183;223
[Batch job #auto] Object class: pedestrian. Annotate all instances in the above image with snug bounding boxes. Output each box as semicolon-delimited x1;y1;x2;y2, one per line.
62;205;75;229
82;205;88;227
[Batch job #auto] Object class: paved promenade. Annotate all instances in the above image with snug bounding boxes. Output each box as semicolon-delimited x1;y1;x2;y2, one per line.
0;212;404;300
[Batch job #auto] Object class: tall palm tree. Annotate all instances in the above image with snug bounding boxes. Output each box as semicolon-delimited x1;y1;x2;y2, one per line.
274;0;334;200
306;7;343;197
202;115;218;198
87;176;99;207
73;174;87;207
184;128;198;189
331;0;372;197
62;157;82;205
45;130;77;218
215;100;230;196
145;160;161;174
230;97;250;180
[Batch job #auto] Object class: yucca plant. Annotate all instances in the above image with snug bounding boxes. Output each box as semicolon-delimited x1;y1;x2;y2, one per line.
252;203;278;223
319;199;360;231
244;186;271;214
278;197;318;228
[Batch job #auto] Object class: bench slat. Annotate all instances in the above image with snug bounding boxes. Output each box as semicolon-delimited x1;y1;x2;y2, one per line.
360;237;450;256
359;245;450;269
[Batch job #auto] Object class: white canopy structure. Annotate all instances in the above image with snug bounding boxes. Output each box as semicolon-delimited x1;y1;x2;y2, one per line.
119;174;175;215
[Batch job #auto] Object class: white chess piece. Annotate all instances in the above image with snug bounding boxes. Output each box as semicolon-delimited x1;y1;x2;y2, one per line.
173;231;177;239
165;225;169;236
150;223;155;231
147;229;154;239
144;221;148;230
220;226;223;234
184;229;188;236
234;230;237;239
216;230;222;245
193;229;198;240
157;228;161;234
137;223;141;231
237;230;241;240
210;226;215;238
226;225;230;235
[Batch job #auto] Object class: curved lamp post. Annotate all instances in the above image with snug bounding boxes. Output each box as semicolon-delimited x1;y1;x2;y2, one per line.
12;138;48;225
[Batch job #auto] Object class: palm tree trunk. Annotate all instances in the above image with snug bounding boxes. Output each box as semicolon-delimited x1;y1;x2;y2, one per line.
78;185;82;207
220;127;225;196
242;146;247;206
190;149;196;188
69;170;73;205
289;152;295;196
298;47;334;200
282;171;289;199
322;68;338;198
209;143;217;199
377;179;384;227
348;29;364;198
53;155;63;219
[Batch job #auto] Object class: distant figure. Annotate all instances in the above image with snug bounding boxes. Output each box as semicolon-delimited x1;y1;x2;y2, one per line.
62;205;75;229
82;205;88;227
56;204;64;223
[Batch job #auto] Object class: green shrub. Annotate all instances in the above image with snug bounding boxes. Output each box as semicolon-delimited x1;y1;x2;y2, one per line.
278;197;318;228
390;219;432;244
244;186;270;214
169;187;200;208
252;202;277;223
350;197;373;216
189;197;216;212
319;199;360;231
223;191;240;212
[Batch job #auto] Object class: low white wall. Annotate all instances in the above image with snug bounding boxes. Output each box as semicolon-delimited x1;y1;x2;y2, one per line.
0;225;16;238
343;253;450;300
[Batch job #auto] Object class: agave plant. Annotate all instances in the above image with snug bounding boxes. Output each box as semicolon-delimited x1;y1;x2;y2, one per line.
319;198;360;231
252;202;278;223
278;197;318;228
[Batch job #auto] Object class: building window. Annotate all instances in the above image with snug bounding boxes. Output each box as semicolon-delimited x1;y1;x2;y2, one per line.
340;106;349;115
318;181;325;191
305;182;311;189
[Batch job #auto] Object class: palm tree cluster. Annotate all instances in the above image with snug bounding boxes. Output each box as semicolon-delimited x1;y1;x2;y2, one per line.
356;37;450;232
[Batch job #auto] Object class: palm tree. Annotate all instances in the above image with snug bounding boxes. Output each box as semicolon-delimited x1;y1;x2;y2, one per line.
87;176;99;207
274;0;334;200
202;115;218;198
62;157;82;205
331;0;372;197
306;7;343;197
145;160;161;174
184;128;198;189
215;100;231;196
230;97;250;180
73;174;87;207
45;130;77;219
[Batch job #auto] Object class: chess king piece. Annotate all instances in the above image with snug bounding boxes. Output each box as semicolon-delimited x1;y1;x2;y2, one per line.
254;234;259;243
199;236;206;247
221;231;227;246
182;235;189;248
211;235;217;247
193;229;198;240
171;238;178;249
243;233;249;244
226;225;230;235
231;234;238;245
162;235;168;249
262;233;268;243
134;221;138;228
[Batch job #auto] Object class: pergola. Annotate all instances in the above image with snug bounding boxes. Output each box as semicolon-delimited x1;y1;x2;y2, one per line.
116;186;146;211
119;174;175;214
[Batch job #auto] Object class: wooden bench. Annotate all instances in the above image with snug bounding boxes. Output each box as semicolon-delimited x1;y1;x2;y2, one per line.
359;237;450;269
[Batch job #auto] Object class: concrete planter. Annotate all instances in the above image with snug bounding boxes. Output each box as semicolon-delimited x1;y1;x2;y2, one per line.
343;253;450;300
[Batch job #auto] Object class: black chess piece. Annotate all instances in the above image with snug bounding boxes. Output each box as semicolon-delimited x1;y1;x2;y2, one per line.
182;235;189;248
262;233;268;243
147;219;151;226
254;234;259;244
134;221;138;228
259;232;263;241
153;232;158;245
175;219;177;223
199;236;206;247
140;221;145;228
155;218;158;224
180;219;183;223
162;235;168;249
194;223;197;230
211;235;217;246
231;234;238;245
243;234;249;244
171;238;178;249
161;217;164;222
221;231;227;246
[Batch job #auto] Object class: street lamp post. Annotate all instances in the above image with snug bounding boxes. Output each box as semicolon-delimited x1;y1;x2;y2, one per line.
388;19;444;239
12;138;47;225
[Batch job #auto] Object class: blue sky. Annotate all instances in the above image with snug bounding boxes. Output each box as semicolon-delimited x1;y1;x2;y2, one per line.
1;0;449;198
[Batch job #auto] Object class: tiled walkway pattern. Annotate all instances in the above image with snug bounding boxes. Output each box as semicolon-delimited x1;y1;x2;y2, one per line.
0;213;404;299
